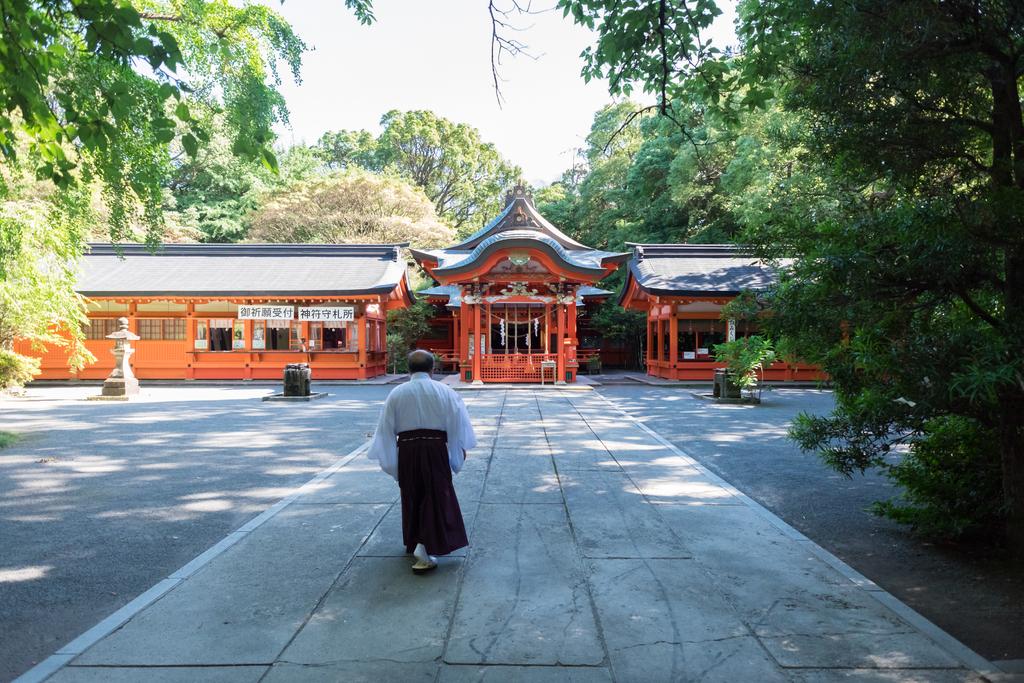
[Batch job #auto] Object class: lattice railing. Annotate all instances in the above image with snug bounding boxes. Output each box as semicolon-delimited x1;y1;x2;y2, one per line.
479;353;558;382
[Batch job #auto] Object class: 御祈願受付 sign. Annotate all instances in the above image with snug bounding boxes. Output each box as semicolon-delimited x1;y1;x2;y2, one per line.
298;306;356;322
238;305;294;320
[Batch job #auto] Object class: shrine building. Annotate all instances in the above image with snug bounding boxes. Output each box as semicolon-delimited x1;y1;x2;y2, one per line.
619;243;823;382
18;243;412;380
410;186;629;384
19;188;824;385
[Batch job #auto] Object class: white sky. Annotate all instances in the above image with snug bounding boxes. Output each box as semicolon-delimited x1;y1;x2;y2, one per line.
273;0;737;185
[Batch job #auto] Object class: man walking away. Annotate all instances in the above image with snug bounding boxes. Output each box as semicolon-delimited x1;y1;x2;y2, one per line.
368;349;476;573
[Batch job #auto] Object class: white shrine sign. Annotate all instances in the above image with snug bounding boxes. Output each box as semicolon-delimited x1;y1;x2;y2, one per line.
298;306;356;322
238;305;294;320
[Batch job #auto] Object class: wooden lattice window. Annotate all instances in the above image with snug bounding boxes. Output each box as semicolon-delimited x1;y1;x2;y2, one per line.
138;318;186;340
85;318;118;340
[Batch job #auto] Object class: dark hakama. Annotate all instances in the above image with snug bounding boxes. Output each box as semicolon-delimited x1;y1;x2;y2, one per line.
397;429;469;556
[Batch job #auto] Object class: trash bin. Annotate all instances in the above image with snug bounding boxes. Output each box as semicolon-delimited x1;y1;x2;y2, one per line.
283;363;311;396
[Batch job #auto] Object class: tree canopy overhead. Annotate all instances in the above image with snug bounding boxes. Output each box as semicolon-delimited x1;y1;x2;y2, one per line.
557;0;1024;550
246;169;454;249
316;110;521;234
0;0;313;241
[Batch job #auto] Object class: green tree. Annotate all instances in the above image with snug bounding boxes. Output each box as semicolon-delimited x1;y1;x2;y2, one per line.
316;130;378;171
0;0;320;242
169;122;323;243
386;300;433;374
562;0;1024;550
0;160;95;387
246;169;454;248
317;110;520;233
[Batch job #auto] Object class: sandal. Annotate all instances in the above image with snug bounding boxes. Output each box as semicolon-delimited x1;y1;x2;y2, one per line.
412;559;438;574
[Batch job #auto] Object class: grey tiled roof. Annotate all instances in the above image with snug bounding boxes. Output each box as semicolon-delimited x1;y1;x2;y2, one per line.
626;244;787;296
77;244;410;298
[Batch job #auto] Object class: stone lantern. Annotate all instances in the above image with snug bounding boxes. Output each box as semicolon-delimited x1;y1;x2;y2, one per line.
99;316;140;399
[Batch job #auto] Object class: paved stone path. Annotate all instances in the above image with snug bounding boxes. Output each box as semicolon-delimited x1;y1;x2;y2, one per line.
23;391;993;682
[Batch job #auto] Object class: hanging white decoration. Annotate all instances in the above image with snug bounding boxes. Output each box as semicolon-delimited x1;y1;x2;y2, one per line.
533;317;539;337
499;318;506;346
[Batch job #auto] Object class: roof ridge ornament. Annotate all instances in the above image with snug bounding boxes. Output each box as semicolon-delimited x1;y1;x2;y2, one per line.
504;183;533;208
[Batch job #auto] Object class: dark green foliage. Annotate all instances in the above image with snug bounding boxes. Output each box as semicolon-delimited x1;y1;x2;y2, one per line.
561;0;1024;549
315;110;520;232
0;348;40;391
386;301;434;374
714;336;774;393
870;416;1004;541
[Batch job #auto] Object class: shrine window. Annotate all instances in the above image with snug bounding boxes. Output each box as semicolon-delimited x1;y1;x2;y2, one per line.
677;319;727;360
308;321;358;351
207;318;234;351
138;318;186;340
85;318;118;340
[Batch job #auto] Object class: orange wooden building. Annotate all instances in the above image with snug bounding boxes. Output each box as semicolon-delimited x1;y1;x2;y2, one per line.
411;186;628;383
19;243;413;380
620;244;824;381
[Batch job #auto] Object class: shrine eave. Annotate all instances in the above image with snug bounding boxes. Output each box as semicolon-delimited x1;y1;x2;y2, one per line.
413;234;627;280
76;243;414;305
618;243;788;304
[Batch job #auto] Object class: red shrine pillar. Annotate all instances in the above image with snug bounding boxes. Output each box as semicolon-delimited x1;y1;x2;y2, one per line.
556;302;566;384
472;301;483;384
568;299;578;381
459;298;471;381
669;310;679;379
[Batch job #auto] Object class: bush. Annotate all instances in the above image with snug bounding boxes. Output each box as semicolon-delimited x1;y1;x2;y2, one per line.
0;349;40;391
872;415;1005;541
713;335;775;394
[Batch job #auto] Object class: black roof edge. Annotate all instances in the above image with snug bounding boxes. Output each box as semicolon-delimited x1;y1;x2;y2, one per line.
624;243;754;259
87;243;410;259
78;285;399;297
433;237;605;277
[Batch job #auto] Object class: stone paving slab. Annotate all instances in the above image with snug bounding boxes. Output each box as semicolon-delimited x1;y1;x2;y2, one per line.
296;461;399;504
277;556;461;665
588;557;786;682
439;665;614;682
74;504;387;666
262;661;438;682
559;470;691;558
47;667;267;682
445;502;604;666
31;388;992;683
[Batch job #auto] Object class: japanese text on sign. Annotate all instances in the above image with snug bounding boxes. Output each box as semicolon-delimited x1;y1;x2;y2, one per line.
237;305;294;320
298;306;355;322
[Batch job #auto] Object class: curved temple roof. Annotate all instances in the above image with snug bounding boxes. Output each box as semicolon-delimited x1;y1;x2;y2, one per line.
76;243;413;300
621;244;789;299
412;185;628;279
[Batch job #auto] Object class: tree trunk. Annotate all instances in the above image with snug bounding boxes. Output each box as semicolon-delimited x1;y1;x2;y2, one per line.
989;64;1024;555
999;248;1024;556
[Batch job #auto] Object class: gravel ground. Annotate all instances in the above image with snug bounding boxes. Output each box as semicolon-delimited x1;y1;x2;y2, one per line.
0;385;391;681
599;385;1024;665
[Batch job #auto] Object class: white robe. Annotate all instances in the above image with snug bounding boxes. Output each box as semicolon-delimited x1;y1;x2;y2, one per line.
367;372;477;480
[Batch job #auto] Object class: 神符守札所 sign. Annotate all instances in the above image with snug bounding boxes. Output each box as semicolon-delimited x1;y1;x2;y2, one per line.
298;306;356;322
238;305;294;320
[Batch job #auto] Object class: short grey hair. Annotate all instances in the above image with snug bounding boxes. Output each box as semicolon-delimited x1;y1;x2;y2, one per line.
407;349;434;373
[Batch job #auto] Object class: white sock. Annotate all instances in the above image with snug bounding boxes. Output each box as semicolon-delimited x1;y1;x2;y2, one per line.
413;543;429;563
